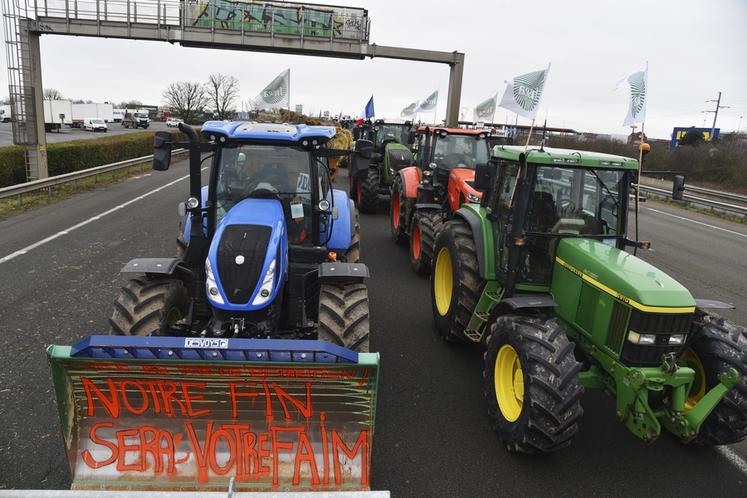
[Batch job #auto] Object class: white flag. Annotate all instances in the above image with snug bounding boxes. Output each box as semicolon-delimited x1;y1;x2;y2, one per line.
400;101;419;118
253;69;290;111
474;94;498;122
617;62;648;127
416;90;438;112
498;65;550;120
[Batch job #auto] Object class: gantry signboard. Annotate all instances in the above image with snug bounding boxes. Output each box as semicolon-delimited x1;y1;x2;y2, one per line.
47;337;379;491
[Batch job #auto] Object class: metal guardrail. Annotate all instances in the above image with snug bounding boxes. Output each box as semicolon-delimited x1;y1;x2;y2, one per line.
638;184;747;217
684;184;747;203
0;149;186;202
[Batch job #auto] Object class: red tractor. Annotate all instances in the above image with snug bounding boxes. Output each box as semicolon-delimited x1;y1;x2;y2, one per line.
389;127;491;274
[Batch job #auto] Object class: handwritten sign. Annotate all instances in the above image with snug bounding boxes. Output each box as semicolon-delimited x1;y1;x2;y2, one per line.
47;347;378;491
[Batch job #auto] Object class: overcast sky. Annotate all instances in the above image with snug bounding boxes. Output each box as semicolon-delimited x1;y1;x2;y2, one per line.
2;0;746;139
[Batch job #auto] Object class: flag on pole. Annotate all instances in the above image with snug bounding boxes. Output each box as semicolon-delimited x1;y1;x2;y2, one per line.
617;62;648;126
400;101;419;118
253;69;290;111
474;94;498;122
415;90;438;112
364;96;375;119
498;65;550;120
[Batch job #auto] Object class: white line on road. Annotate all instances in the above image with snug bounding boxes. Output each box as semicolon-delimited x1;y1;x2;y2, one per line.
717;446;747;476
645;207;747;239
0;169;205;265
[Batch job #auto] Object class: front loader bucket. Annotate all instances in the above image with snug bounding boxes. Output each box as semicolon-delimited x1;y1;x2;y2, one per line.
47;336;379;492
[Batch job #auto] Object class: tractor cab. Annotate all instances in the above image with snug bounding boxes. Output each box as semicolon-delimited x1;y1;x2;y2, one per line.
477;146;635;286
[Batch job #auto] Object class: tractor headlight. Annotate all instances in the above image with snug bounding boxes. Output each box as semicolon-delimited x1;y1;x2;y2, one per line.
252;259;276;306
466;192;480;203
669;334;686;345
205;258;224;305
627;330;656;345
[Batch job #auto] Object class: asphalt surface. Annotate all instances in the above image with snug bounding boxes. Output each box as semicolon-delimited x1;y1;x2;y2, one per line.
0;121;172;146
0;162;746;495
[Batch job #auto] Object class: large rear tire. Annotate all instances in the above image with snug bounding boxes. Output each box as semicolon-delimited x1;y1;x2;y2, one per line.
389;178;408;245
318;282;370;352
109;277;189;336
682;313;747;445
484;315;584;453
358;168;379;214
430;219;482;342
339;209;361;263
409;210;443;276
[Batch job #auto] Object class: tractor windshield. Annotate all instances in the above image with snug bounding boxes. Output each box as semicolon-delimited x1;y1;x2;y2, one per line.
521;165;627;283
432;134;489;171
375;124;410;147
215;145;316;244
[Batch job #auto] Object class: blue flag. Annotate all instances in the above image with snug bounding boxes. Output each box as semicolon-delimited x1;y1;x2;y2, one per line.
364;96;375;119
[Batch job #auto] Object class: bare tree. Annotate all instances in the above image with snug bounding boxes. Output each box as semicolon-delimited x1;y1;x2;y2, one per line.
43;88;64;100
204;74;240;120
162;82;207;124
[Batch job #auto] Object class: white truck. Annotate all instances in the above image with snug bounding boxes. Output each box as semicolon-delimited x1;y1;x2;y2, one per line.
43;99;73;132
0;104;11;123
71;102;114;127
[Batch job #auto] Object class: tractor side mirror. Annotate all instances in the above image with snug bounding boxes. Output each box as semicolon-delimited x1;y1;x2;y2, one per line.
407;130;417;145
672;175;685;200
350;140;374;179
474;163;493;192
355;139;374;159
152;132;172;171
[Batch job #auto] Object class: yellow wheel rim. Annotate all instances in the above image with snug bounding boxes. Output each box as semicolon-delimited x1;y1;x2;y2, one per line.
495;344;524;422
681;348;706;412
434;247;453;316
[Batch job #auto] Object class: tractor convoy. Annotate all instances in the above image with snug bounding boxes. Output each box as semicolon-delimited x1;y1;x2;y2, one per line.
44;115;747;494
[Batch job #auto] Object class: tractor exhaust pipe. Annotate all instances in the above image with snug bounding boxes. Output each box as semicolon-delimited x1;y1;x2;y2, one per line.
179;123;203;203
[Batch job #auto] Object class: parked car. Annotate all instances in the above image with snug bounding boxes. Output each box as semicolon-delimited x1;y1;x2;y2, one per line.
83;117;107;132
166;117;184;128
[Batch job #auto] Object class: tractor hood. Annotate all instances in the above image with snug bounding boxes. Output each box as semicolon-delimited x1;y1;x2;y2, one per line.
450;168;482;199
207;198;287;311
554;238;695;310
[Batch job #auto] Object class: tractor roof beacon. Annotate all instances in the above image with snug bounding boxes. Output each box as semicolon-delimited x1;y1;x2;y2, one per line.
110;121;370;348
350;119;414;214
390;126;491;275
430;143;747;452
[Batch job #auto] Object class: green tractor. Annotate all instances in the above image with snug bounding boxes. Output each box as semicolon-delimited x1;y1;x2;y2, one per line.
431;144;747;452
350;119;414;213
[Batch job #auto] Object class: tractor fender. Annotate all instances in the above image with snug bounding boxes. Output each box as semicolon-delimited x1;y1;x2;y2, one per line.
120;258;183;275
414;203;442;210
181;185;209;244
454;207;487;279
319;262;370;283
327;189;353;251
397;166;421;199
694;298;735;310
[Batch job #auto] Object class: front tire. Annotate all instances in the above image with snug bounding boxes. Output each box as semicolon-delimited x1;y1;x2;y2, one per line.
409;210;443;275
389;178;408;245
318;282;370;352
358;168;379;214
431;219;482;341
484;316;584;453
682;313;747;445
109;277;189;336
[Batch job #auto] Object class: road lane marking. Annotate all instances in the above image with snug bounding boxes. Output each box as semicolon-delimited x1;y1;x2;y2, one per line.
717;446;747;476
0;168;206;265
645;207;747;239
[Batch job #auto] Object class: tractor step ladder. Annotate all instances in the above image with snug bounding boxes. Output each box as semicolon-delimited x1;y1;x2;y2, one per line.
464;282;503;342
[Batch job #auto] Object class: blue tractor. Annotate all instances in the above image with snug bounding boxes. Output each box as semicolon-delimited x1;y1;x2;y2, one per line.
109;122;370;351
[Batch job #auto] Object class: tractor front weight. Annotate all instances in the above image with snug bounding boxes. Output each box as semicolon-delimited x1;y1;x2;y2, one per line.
573;332;739;442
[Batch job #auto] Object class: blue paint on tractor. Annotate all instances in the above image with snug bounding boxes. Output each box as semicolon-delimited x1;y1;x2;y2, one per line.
201;121;336;142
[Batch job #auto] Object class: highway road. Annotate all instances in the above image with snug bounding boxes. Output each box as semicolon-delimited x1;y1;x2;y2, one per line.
0;159;746;495
0;121;172;146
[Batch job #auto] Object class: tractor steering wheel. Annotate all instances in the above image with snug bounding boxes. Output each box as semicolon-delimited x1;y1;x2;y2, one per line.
558;198;577;216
